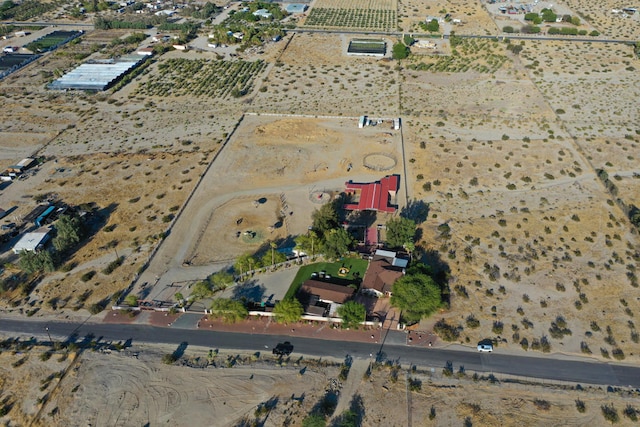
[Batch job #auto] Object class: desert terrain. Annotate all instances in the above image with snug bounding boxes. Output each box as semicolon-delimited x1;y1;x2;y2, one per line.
0;0;639;424
1;339;640;426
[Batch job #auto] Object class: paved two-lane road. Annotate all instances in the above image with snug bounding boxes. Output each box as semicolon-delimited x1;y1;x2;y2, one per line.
1;318;639;388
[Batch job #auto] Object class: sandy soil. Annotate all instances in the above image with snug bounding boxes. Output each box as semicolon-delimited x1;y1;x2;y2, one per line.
400;0;499;34
250;33;400;117
0;3;639;426
147;114;405;270
2;340;640;426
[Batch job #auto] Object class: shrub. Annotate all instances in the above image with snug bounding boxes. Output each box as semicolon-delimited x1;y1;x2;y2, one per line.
534;399;551;410
88;303;104;315
575;399;586;413
408;377;422;391
612;348;625;360
623;405;638;421
601;404;619;423
162;353;178;364
80;271;96;282
492;321;504;334
434;319;460;341
466;315;480;329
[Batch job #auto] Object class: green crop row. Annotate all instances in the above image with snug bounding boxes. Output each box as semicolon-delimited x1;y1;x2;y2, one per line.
304;8;396;31
135;58;267;98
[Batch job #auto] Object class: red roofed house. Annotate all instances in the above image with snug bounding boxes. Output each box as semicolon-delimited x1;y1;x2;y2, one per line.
343;175;399;213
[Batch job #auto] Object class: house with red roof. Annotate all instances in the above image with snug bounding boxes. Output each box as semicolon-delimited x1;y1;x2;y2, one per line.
343;175;399;213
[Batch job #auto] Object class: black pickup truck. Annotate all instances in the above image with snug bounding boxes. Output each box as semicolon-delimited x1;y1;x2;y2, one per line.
272;341;293;356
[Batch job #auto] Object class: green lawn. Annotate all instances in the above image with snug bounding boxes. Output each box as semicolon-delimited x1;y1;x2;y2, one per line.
285;258;369;300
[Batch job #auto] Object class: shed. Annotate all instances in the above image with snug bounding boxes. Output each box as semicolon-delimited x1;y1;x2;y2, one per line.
253;9;273;19
17;158;35;169
13;227;51;254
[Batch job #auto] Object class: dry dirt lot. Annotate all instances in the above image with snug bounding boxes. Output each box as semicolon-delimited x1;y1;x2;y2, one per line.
400;37;640;361
400;0;498;34
2;341;640;426
251;33;400;117
153;114;405;267
562;0;640;39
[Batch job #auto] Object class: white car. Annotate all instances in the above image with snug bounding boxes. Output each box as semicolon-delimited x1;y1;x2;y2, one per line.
477;344;493;352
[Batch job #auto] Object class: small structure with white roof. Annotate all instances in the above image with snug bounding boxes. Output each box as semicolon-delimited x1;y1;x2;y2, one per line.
13;227;51;254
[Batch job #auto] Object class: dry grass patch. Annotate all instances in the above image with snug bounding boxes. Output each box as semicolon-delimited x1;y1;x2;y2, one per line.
251;33;399;116
12;152;207;311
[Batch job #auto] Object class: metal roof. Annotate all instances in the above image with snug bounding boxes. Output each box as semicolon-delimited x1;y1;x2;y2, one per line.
49;57;144;91
13;227;51;254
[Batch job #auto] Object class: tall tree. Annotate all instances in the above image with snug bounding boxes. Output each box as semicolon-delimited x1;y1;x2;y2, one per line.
190;280;214;300
337;301;366;329
270;241;277;266
19;250;56;274
321;228;353;260
311;201;339;237
385;217;416;249
209;271;234;291
392;42;410;59
210;298;248;323
52;214;85;252
273;298;303;323
234;253;257;276
391;271;442;323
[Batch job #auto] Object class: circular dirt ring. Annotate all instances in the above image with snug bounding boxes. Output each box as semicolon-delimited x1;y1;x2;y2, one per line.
310;191;331;204
363;152;397;171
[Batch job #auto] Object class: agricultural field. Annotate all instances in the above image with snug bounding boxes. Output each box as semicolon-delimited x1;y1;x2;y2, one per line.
25;30;82;54
134;58;267;99
406;37;509;73
304;0;397;32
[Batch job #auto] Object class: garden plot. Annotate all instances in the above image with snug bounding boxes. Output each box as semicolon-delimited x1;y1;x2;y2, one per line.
304;0;397;32
518;41;640;140
251;33;399;116
562;0;640;39
398;0;498;35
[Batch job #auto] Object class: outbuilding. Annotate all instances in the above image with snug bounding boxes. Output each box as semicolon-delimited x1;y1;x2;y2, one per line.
13;227;51;254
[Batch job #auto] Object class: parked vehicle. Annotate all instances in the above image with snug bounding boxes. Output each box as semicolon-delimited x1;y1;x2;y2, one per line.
272;341;293;356
477;343;493;353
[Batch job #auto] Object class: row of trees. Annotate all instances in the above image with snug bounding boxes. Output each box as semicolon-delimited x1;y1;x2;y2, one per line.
208;295;367;328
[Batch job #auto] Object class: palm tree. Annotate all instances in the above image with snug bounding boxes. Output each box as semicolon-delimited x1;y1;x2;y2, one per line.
309;230;317;258
270;241;277;267
404;241;415;262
